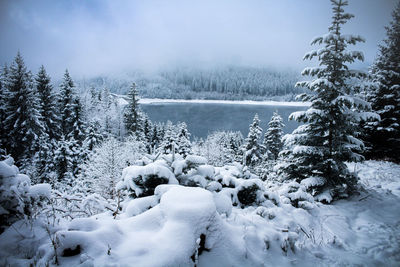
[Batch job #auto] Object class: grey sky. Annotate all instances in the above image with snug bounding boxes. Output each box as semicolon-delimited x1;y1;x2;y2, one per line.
0;0;397;78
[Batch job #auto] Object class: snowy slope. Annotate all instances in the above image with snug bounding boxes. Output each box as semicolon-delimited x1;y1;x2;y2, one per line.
0;160;399;266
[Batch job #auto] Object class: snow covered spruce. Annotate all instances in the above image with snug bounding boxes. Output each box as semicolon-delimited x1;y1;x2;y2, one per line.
278;0;378;202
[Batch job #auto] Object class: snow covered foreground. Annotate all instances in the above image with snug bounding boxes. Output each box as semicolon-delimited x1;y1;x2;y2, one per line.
1;161;400;266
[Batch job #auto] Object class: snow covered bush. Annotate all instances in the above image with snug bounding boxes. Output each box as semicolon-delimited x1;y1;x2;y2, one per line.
117;160;178;198
192;131;243;166
0;157;51;233
77;136;145;200
172;155;213;187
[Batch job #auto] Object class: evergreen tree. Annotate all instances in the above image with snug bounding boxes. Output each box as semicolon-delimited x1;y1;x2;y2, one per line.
84;120;103;151
279;0;376;200
102;87;112;111
365;2;400;161
159;121;178;155
264;112;284;160
228;131;244;163
69;137;86;179
3;52;44;163
89;86;99;110
36;65;60;140
54;137;72;184
68;97;86;143
242;114;265;167
68;97;87;179
102;87;112;135
143;115;153;153
150;123;163;152
0;64;8;152
33;134;54;184
176;122;192;157
59;69;76;137
124;83;142;136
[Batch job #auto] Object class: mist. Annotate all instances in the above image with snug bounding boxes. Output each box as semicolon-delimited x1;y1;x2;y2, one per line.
0;0;397;79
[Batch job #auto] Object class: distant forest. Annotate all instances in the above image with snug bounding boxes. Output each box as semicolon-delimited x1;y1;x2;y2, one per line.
77;66;303;101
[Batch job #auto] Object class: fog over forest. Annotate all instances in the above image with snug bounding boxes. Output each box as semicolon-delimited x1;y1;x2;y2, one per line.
0;0;397;79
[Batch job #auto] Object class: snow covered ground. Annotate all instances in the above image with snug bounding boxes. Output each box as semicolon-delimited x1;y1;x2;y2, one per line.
139;98;311;107
0;160;399;266
111;94;310;107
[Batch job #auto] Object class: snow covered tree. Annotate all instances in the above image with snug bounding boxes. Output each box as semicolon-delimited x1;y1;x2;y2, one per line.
68;97;86;143
84;120;103;151
364;2;400;161
78;137;122;199
264;112;284;160
159;121;179;155
150;123;163;152
67;97;87;179
242;114;265;167
58;69;76;137
279;0;376;200
176;122;192;157
35;65;60;140
32;134;55;184
142;114;153;153
0;65;8;152
124;83;142;136
89;86;99;109
3;52;44;163
69;138;86;180
54;137;72;184
192;131;243;166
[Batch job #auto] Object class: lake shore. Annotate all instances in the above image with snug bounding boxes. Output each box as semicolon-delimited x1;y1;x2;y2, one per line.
138;98;310;106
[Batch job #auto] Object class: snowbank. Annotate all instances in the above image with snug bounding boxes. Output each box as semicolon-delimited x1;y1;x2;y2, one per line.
138;98;311;106
1;160;400;266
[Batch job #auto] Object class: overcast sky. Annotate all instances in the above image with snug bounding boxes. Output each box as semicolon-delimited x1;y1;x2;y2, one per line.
0;0;397;78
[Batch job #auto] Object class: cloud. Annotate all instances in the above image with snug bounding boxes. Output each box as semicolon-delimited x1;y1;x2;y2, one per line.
0;0;396;79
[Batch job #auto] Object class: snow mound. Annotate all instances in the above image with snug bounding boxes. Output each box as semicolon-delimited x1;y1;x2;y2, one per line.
29;183;52;198
117;161;178;197
0;157;18;178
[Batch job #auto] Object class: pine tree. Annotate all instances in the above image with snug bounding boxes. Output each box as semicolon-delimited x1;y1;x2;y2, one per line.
58;69;76;137
264;112;284;160
365;2;400;161
36;65;60;140
54;137;72;184
159;121;179;155
68;97;86;143
279;0;376;199
176;122;192;157
124;83;142;136
84;120;103;151
143;115;153;153
0;64;8;153
242;114;265;167
150;123;163;152
33;134;54;184
3;52;44;163
102;87;113;135
68;97;87;178
89;86;99;110
69;137;86;179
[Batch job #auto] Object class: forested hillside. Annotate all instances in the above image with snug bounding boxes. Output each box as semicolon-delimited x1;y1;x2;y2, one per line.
77;66;302;101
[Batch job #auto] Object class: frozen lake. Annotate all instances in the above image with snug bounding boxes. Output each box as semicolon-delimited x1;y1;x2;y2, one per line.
141;101;308;138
